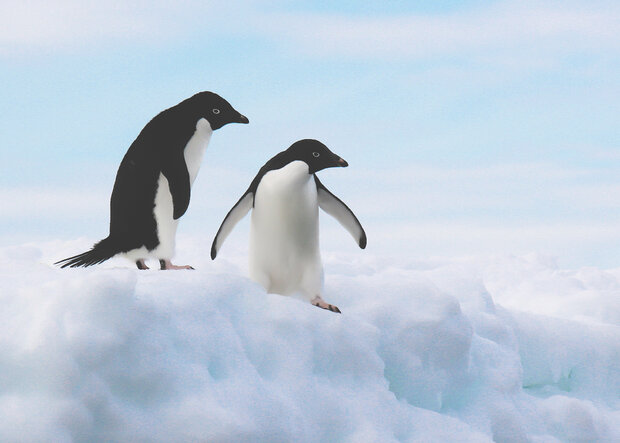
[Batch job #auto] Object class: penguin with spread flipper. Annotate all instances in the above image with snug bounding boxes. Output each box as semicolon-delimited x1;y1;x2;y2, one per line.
211;139;366;313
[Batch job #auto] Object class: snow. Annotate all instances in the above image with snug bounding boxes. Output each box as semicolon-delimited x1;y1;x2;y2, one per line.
1;240;619;442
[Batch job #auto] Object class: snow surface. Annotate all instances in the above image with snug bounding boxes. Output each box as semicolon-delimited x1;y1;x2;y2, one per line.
1;239;619;442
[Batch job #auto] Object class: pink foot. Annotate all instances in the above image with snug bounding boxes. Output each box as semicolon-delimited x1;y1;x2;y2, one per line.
159;259;195;270
311;296;341;314
136;259;149;270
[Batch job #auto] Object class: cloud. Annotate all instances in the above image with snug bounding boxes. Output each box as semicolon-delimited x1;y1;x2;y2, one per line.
323;162;620;223
0;0;224;55
3;161;618;224
315;216;620;270
366;221;620;252
0;187;108;219
3;160;620;266
3;1;618;62
254;1;620;61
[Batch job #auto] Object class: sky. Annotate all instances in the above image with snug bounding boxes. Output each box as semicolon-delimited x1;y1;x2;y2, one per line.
1;0;619;267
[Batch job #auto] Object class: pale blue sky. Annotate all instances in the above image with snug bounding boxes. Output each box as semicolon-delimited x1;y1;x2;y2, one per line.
1;0;619;267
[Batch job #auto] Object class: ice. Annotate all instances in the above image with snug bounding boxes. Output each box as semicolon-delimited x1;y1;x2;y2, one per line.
0;241;618;442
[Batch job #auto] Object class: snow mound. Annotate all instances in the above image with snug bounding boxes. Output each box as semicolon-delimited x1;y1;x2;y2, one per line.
0;243;618;442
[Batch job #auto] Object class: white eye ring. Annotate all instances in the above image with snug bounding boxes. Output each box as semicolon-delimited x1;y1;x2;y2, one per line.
212;108;220;114
312;152;320;157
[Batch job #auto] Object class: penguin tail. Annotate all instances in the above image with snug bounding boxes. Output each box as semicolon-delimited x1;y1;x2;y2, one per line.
55;237;121;268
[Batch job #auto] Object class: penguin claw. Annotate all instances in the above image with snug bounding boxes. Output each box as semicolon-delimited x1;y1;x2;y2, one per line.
163;264;195;270
329;305;342;313
311;297;341;314
159;259;195;270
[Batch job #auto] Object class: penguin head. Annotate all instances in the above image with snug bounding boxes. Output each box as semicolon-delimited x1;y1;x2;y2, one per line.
191;91;249;130
287;139;348;174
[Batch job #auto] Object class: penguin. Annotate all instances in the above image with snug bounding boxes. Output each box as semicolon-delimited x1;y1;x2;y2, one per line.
210;139;366;313
56;91;249;270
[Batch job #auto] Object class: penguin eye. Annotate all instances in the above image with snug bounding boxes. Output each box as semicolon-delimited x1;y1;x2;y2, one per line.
312;152;320;157
212;108;220;114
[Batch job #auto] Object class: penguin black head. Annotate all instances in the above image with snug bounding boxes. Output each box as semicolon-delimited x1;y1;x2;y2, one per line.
286;139;348;174
189;91;249;130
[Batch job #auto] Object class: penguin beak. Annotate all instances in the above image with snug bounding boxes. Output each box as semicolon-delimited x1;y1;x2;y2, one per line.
237;114;249;124
337;157;348;167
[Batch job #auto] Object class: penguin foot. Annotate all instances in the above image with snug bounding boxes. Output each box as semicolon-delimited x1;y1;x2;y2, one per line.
311;296;341;314
159;259;195;270
136;259;149;270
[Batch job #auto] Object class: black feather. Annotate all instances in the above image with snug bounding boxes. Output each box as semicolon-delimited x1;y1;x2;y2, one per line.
55;237;121;268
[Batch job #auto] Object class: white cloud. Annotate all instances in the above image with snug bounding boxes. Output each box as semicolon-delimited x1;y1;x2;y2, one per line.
255;2;620;61
365;221;620;253
4;161;619;226
355;162;590;184
3;160;620;266
323;162;620;222
0;187;108;219
0;0;223;54
315;215;620;270
2;1;619;61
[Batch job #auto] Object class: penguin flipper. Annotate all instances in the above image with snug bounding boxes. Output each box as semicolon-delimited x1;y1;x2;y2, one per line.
315;175;367;249
211;192;254;259
161;152;191;220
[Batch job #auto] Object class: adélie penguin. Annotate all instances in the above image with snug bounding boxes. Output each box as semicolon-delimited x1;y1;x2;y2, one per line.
211;139;367;313
56;91;249;270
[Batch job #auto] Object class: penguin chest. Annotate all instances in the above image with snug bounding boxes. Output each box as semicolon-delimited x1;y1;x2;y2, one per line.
250;162;321;292
151;118;213;257
183;117;213;185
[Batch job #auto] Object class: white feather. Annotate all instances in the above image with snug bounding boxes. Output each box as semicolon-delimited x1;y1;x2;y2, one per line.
184;118;212;185
249;161;323;300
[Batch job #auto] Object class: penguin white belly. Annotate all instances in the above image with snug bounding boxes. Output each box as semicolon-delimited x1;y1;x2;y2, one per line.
183;118;212;186
249;161;323;299
151;173;178;258
125;118;213;262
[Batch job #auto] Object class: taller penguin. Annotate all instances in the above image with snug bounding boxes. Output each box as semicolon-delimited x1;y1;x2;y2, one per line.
56;91;249;270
